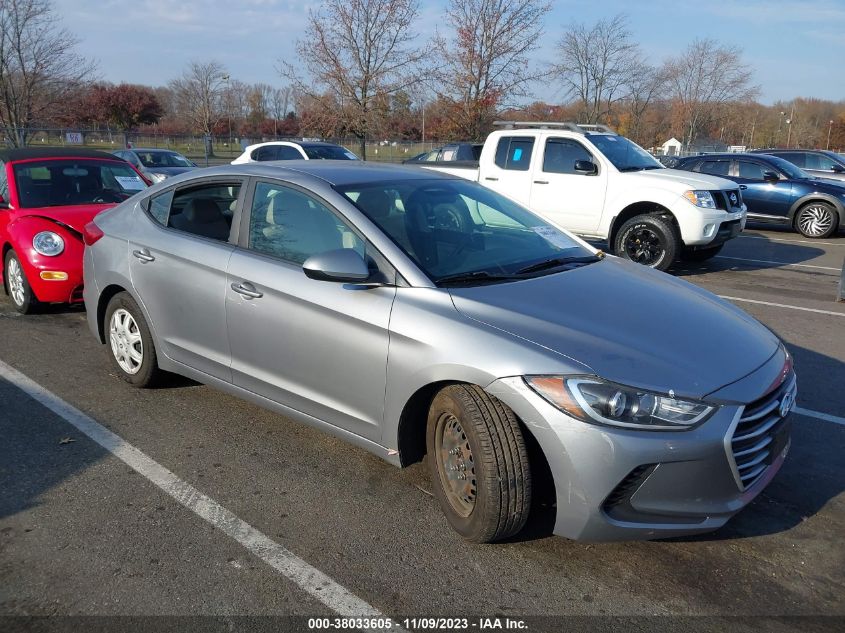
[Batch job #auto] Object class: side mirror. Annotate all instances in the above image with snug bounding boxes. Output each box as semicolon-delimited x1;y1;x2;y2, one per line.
762;171;780;182
574;160;598;175
831;164;844;173
303;249;370;283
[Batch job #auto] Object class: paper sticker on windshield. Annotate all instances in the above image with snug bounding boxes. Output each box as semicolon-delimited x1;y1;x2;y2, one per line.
532;226;572;249
115;175;145;190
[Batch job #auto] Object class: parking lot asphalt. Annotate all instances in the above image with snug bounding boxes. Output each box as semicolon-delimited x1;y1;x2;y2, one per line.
0;225;843;632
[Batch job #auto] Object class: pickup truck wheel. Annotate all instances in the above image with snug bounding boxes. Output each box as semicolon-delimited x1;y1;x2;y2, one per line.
681;244;723;262
794;202;838;238
104;292;162;388
614;215;679;271
426;384;532;543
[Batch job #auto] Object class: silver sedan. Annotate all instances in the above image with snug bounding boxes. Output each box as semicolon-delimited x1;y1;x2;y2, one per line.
82;162;796;542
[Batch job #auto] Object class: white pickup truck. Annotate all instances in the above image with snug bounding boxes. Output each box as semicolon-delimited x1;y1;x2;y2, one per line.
421;122;747;270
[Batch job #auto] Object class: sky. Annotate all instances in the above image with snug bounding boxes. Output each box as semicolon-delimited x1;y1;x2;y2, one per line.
52;0;845;105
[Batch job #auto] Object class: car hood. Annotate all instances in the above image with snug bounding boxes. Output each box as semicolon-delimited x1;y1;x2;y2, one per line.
622;168;737;192
146;166;196;176
15;204;113;235
449;258;779;400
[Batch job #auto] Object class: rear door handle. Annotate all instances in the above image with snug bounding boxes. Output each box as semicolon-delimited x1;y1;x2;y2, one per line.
484;176;499;181
132;249;155;263
231;281;263;299
739;185;748;190
533;180;549;184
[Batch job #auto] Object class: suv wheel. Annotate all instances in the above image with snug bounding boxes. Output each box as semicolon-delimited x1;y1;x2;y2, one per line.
4;250;38;314
613;215;679;271
795;202;838;238
426;384;532;543
104;292;161;387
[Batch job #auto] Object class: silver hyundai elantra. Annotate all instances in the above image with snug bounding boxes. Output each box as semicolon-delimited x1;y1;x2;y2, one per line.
82;161;796;543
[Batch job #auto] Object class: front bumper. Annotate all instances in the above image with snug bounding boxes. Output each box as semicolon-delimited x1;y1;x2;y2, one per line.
676;205;746;247
19;249;84;303
487;370;794;542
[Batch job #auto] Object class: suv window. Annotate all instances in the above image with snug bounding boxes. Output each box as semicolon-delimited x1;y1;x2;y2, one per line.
542;138;593;174
778;152;805;168
494;136;534;171
248;181;364;265
166;183;240;241
805;153;838;171
737;161;766;180
698;160;730;176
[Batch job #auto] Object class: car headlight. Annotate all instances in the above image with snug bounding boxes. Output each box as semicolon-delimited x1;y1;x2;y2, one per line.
525;376;715;430
683;190;717;209
32;231;65;256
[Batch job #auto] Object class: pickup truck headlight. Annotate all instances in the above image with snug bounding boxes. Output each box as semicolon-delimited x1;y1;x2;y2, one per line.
683;190;717;209
525;376;715;430
32;231;65;256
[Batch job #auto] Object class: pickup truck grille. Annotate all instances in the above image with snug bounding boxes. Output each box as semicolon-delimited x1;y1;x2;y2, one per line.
710;189;743;211
728;374;796;490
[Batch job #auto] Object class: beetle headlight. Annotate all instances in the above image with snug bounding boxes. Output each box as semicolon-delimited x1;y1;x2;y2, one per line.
525;376;715;430
33;231;65;256
683;190;717;209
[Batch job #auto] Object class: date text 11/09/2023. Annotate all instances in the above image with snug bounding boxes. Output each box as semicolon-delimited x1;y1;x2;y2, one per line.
307;617;529;630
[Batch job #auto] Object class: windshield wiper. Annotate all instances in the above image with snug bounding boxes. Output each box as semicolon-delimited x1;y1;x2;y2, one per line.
435;270;525;286
515;254;603;275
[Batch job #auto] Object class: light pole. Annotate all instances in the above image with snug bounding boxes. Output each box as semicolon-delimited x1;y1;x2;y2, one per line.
785;105;795;148
222;74;232;155
777;111;785;146
828;120;834;150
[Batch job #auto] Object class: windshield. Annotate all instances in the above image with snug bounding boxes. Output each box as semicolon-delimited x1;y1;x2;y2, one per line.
766;155;810;180
303;145;359;160
337;178;595;284
13;159;147;208
586;134;662;171
137;151;193;168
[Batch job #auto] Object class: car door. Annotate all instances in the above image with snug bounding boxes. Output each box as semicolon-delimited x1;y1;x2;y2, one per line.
528;136;606;233
733;159;794;219
225;179;396;441
128;178;245;380
479;135;536;206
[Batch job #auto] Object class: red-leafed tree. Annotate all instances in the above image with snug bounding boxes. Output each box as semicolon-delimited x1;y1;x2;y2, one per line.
90;83;163;145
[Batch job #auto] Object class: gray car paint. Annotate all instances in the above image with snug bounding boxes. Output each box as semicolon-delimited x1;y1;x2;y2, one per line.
84;161;793;541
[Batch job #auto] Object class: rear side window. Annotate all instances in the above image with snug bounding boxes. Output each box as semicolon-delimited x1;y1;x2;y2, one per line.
166;183;241;242
698;160;730;176
147;190;173;225
543;138;593;174
778;152;805;168
494;136;534;171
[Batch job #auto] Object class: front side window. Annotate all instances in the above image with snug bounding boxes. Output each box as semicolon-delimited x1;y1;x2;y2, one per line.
543;138;594;174
493;136;534;171
13;159;147;208
166;183;240;241
805;153;838;171
737;161;768;180
248;181;363;264
338;178;594;283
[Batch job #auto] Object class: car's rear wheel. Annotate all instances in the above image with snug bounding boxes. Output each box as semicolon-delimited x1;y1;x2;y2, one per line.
613;215;679;271
4;250;37;314
794;202;838;238
426;384;532;543
104;292;161;388
681;244;723;262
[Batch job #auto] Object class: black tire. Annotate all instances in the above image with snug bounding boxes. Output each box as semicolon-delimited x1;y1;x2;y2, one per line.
4;250;38;314
613;214;679;271
426;384;532;543
681;244;723;262
794;202;839;238
103;292;161;388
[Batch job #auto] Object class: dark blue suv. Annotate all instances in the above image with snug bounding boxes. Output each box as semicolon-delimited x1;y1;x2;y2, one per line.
675;153;844;238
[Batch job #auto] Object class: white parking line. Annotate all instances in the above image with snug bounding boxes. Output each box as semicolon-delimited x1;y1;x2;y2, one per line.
739;234;845;246
718;295;845;317
794;407;845;427
714;255;840;271
0;359;403;629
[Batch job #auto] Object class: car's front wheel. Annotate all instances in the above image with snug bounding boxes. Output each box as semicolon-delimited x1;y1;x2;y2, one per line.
104;292;161;388
426;384;532;543
613;215;679;271
4;250;37;314
794;202;839;238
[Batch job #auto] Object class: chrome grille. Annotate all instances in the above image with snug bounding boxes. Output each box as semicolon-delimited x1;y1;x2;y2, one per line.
729;375;796;490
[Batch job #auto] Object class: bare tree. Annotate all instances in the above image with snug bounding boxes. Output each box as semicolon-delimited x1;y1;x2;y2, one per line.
0;0;95;146
663;39;759;147
556;14;640;124
281;0;423;159
270;86;293;126
169;60;228;153
623;61;666;145
434;0;551;140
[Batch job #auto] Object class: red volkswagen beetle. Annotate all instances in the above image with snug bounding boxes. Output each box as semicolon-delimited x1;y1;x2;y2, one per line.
1;148;149;313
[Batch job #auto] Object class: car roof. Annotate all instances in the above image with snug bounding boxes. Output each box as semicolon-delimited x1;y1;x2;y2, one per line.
0;147;124;162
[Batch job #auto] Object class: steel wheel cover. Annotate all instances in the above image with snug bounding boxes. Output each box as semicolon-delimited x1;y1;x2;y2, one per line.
435;413;477;517
797;205;833;237
7;257;25;306
109;308;144;375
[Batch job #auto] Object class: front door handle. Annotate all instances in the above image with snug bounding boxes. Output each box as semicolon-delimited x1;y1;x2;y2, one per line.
739;185;748;190
132;249;155;263
484;176;499;181
231;281;263;299
533;180;549;184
